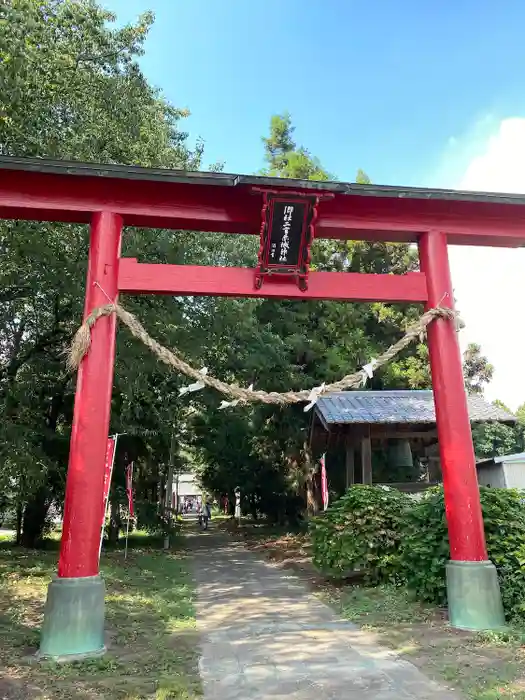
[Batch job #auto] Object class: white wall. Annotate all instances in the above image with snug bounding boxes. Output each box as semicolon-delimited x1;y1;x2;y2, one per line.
502;460;525;489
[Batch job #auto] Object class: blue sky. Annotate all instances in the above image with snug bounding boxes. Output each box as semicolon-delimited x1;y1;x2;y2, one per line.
105;0;525;410
106;0;525;186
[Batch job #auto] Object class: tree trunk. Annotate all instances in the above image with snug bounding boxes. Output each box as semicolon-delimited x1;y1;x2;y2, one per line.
20;488;49;548
306;476;319;516
15;502;23;546
108;494;121;545
302;444;320;516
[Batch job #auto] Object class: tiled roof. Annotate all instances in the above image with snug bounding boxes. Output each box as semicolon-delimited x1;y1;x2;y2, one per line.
315;390;517;426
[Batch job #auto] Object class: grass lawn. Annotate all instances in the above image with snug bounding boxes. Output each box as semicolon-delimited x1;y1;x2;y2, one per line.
240;525;525;700
0;535;202;699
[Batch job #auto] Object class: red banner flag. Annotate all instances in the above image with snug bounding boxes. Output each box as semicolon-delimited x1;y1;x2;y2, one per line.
101;438;116;526
320;453;329;511
126;462;134;517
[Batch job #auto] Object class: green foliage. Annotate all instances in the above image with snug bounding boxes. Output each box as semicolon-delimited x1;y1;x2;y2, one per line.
312;485;525;622
261;112;334;180
310;485;410;583
400;487;525;620
0;0;204;545
0;0;201;166
463;343;494;395
462;346;523;460
472;420;524;459
397;488;449;604
134;500;178;537
462;344;523;459
472;400;525;459
355;169;371;184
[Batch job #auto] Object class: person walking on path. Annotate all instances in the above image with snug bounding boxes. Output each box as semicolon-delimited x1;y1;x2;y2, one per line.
199;499;212;530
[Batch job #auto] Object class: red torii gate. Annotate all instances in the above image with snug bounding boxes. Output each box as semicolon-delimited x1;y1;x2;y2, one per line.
1;156;523;659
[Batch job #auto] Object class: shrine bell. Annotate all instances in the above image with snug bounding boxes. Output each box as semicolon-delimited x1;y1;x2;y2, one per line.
386;439;413;469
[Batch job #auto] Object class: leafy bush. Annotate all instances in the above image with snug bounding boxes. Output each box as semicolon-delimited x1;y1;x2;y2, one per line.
135;500;179;538
398;488;449;604
310;485;411;584
310;484;525;621
400;486;525;620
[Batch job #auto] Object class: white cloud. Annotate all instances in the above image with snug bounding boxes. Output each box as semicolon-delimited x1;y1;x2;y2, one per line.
447;117;525;411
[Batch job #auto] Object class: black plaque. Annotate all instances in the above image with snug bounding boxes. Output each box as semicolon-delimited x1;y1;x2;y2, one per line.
266;199;308;269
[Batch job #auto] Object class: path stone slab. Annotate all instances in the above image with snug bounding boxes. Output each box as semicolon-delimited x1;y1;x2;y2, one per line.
192;532;462;700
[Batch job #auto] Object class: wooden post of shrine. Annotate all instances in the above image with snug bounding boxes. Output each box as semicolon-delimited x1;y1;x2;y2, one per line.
39;212;123;659
361;427;372;485
418;230;504;630
345;438;355;490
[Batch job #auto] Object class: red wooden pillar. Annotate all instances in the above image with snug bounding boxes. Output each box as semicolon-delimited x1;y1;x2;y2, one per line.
58;211;122;578
418;230;503;630
418;230;486;560
39;212;123;659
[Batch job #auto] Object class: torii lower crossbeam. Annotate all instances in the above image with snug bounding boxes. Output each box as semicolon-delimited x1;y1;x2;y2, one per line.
118;259;429;302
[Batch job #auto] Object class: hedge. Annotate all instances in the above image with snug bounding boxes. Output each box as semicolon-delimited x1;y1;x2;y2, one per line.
400;486;525;621
310;485;410;584
311;484;525;621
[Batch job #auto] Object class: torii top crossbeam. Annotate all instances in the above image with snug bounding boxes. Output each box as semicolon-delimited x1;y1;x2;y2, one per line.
2;155;525;246
2;155;524;305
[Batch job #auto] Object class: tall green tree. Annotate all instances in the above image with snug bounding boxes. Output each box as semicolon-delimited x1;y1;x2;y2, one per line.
261;112;335;181
463;343;494;395
472;400;525;459
0;0;204;544
0;0;201;167
193;114;433;514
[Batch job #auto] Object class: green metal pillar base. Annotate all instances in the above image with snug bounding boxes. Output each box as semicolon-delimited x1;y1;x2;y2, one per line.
446;560;505;631
38;575;106;661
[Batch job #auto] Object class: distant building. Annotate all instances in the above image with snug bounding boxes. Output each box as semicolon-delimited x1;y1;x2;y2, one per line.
172;472;201;510
476;453;525;489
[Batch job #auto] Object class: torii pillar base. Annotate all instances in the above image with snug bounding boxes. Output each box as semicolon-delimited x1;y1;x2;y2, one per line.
38;576;106;660
446;561;505;631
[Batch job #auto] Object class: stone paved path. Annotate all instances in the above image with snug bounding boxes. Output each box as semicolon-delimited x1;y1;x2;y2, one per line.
192;531;461;700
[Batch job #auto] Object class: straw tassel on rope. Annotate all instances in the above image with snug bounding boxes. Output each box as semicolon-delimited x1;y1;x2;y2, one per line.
67;304;117;372
68;302;462;407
